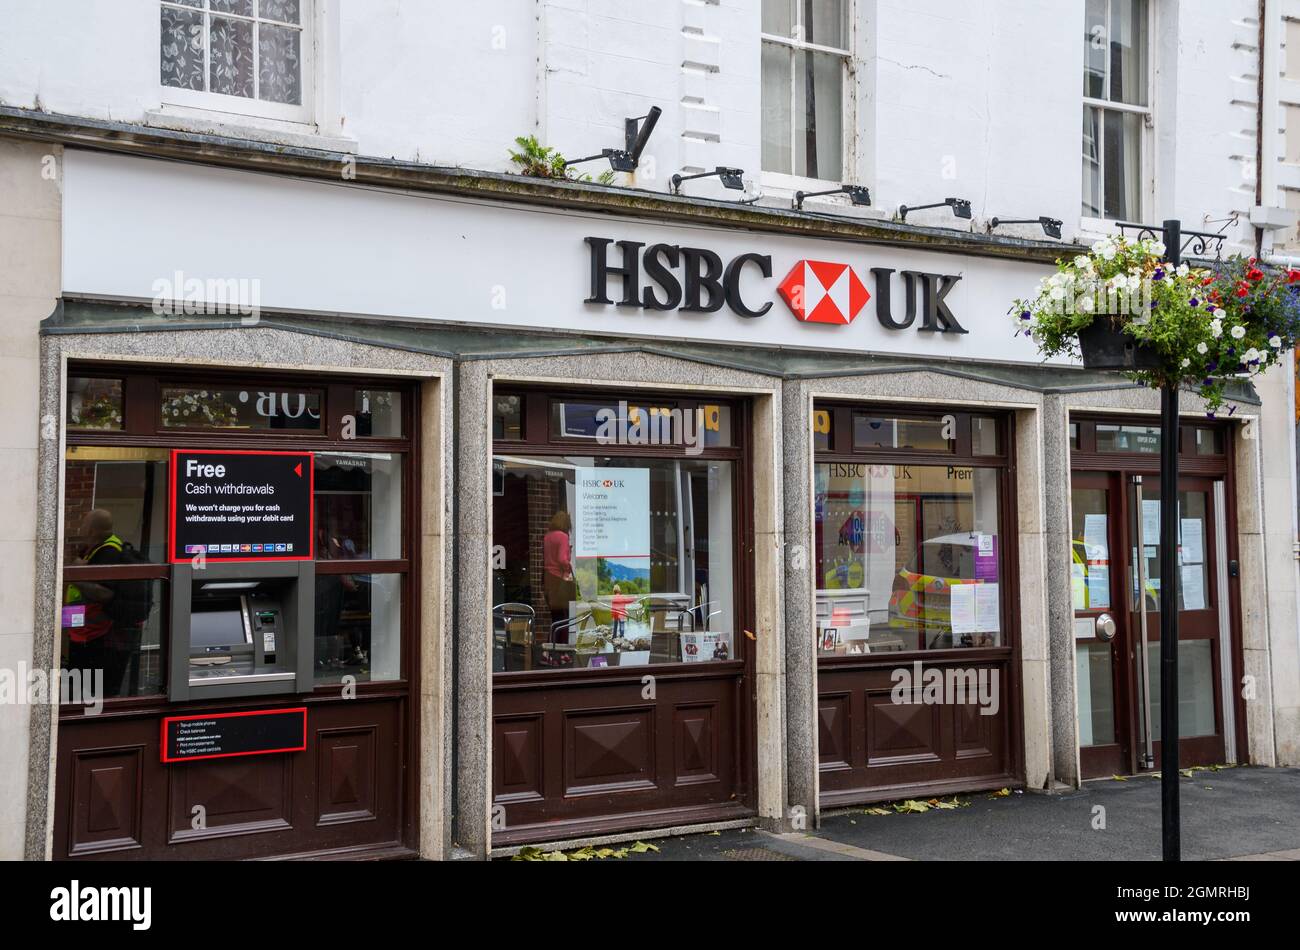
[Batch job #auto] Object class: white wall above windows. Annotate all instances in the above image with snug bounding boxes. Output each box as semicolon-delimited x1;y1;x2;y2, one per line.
0;0;1268;252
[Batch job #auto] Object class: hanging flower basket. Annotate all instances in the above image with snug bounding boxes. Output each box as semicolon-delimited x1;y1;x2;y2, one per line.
1076;319;1162;370
1009;235;1300;413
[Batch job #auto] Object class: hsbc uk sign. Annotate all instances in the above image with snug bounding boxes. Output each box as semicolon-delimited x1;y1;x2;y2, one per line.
584;237;967;334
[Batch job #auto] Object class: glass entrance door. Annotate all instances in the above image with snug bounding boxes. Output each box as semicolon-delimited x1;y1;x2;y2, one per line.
1124;477;1225;770
1072;471;1228;777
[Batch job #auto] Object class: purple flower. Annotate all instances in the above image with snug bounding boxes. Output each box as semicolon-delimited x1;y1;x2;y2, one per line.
1153;268;1165;280
1020;310;1031;320
1190;298;1200;307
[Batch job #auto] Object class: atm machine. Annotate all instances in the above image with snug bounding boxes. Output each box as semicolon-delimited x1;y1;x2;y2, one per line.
169;561;314;701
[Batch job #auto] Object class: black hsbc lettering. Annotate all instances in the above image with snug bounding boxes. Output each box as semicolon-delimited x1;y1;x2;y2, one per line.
586;236;771;319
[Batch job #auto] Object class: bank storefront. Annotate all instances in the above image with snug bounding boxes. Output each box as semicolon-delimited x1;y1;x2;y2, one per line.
28;146;1268;859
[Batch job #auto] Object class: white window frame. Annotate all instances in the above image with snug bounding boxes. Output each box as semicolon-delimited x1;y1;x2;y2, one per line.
1080;0;1155;233
760;2;855;194
160;0;315;126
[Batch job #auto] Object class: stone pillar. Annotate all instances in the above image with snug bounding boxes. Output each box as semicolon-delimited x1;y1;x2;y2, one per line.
780;378;819;826
1042;394;1079;787
453;360;493;857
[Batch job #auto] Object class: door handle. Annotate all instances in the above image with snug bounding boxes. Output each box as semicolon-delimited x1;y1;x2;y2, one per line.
1095;612;1117;641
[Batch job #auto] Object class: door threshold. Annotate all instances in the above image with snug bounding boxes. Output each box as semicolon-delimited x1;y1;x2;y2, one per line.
491;815;757;858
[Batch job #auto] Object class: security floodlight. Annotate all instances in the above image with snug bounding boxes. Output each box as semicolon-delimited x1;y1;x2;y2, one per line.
990;215;1063;239
898;197;972;222
793;184;872;210
563;106;663;174
671;166;746;194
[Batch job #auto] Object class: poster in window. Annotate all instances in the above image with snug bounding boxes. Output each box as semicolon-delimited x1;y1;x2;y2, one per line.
574;467;650;559
169;449;314;562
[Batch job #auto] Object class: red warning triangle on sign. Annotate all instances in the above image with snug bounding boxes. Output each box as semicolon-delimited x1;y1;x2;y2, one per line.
293;462;303;477
777;260;870;325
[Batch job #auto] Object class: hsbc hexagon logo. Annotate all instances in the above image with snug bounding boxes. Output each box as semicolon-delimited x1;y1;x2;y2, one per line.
777;260;871;325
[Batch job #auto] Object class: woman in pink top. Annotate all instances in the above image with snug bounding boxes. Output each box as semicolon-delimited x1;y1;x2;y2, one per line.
543;511;574;642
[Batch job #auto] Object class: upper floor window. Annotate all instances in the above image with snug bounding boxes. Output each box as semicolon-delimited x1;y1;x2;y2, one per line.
1082;0;1149;220
160;0;311;122
761;0;849;182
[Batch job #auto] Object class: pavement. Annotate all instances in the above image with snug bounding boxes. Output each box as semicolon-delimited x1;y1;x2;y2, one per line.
613;766;1300;862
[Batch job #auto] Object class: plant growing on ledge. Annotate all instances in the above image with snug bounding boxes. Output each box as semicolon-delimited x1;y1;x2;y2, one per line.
508;135;615;185
1009;235;1300;413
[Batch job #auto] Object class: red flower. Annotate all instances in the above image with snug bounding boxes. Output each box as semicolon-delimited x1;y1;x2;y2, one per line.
1288;269;1300;284
1247;267;1265;281
1201;276;1215;286
1236;283;1250;297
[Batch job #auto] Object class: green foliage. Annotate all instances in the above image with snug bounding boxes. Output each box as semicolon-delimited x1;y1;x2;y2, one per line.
1010;235;1300;413
508;135;618;186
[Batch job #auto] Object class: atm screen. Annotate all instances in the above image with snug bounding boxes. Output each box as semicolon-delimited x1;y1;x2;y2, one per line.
190;603;249;650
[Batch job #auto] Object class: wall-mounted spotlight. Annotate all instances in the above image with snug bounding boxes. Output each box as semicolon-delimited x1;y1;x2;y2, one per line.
671;166;746;194
989;215;1063;239
898;197;972;222
563;106;663;173
793;184;871;210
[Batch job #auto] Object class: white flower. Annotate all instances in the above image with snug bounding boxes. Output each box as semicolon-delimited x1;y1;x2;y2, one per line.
1049;286;1066;300
1243;348;1260;362
1176;263;1190;277
1230;325;1246;340
1213;308;1226;319
1196;342;1209;354
1210;320;1223;338
1149;240;1166;256
1074;256;1090;269
1269;335;1282;348
1181;358;1190;368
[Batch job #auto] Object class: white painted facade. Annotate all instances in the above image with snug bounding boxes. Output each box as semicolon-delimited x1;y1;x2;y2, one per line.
0;0;1269;246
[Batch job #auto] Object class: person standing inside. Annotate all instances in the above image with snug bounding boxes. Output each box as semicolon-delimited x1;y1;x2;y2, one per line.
610;583;633;638
543;510;575;643
63;509;125;695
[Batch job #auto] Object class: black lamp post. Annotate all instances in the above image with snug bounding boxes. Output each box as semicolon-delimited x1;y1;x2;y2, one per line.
1157;218;1182;863
1087;217;1229;861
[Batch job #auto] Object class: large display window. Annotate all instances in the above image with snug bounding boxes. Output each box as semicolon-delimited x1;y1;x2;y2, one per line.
59;367;415;701
492;391;744;673
812;405;1014;656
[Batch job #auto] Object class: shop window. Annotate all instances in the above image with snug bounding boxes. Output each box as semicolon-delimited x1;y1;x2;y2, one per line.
62;578;170;700
492;455;737;672
550;398;733;448
313;452;403;560
160;384;321;430
61;366;415;704
1082;0;1150;220
1193;428;1223;456
813;408;833;452
314;573;402;685
814;461;1005;652
66;378;124;431
354;389;402;438
972;416;1000;456
1095;423;1160;454
853;412;954;452
62;447;170;564
494;394;523;440
160;0;313;123
62;447;171;699
761;0;849;182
